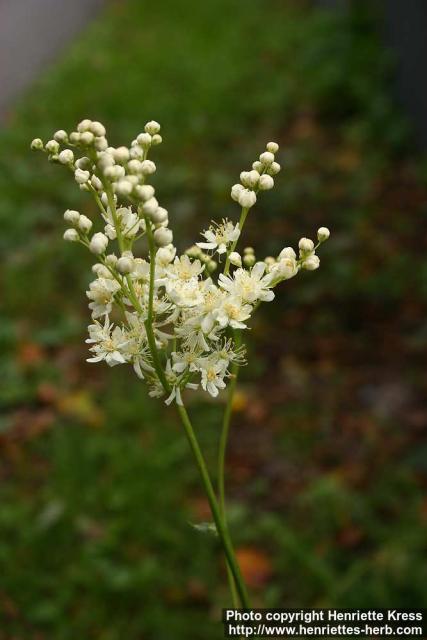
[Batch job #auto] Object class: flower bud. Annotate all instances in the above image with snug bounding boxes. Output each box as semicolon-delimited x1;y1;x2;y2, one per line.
77;119;92;132
90;121;106;137
134;184;155;202
238;188;256;208
90;232;109;254
145;120;161;135
151;134;162;145
279;247;296;260
129;145;144;159
150;206;168;224
69;132;80;144
54;130;68;143
154;227;173;247
303;255;320;271
240;170;259;188
78;215;93;233
259;151;275;165
276;257;298;279
252;161;263;172
266;141;279;153
63;228;79;242
156;246;176;265
105;254;118;267
58;149;74;165
142;197;159;217
298;237;314;254
140;160;156;175
91;175;103;191
113;146;130;163
137;132;152;147
317;227;330;242
231;183;244;202
80;131;95;146
30;138;44;151
115;180;133;196
64;209;80;224
243;253;256;267
207;260;218;273
94;136;108;151
244;246;254;254
117;254;135;274
229;251;242;267
74;168;90;184
258;174;274;190
127;159;142;174
45;140;59;154
75;157;91;170
268;161;281;175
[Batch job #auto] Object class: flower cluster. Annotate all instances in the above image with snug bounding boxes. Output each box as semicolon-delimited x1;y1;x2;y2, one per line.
31;119;330;405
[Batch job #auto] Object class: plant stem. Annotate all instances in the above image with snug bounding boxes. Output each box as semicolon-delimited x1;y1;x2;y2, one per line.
224;207;249;276
218;329;242;607
176;402;250;609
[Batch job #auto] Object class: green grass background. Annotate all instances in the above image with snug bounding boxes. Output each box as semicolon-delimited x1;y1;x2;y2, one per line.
1;1;426;638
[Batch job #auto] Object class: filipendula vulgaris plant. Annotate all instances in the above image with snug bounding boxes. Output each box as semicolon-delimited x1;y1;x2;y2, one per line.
31;119;330;608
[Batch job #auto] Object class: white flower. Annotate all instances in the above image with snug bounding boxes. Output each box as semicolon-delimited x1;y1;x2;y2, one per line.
166;277;204;308
156;245;177;267
219;262;274;304
197;220;240;255
270;257;299;281
86;277;120;318
86;318;129;367
74;168;90;184
166;255;204;281
216;296;252;329
199;361;227;398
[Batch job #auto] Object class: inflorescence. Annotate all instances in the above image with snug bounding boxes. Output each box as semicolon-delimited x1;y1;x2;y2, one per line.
31;119;330;405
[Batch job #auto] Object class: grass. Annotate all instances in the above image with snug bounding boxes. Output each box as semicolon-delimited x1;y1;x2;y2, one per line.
1;0;426;638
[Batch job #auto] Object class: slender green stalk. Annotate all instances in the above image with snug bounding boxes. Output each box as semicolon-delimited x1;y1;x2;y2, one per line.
223;207;249;276
176;402;250;609
218;329;242;607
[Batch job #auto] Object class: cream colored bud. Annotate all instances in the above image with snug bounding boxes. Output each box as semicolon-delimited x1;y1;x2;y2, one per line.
238;189;257;208
129;145;144;159
89;232;108;254
240;170;259;188
45;140;59;154
151;134;162;145
64;209;80;224
78;215;92;233
279;247;296;260
303;255;320;271
298;237;314;254
150;206;168;224
117;255;135;274
54;130;68;143
154;227;173;247
90;121;106;137
75;156;91;170
113;146;130;163
145;120;161;135
74;168;90;184
105;254;118;267
80;131;94;146
259;151;275;165
137;132;152;147
231;183;244;202
266;141;279;153
30;138;44;151
229;251;242;267
269;161;281;175
94;136;108;151
58;149;74;165
317;227;330;242
115;180;133;196
252;161;263;172
69;132;80;144
63;228;79;242
90;175;103;190
134;184;155;201
243;253;256;267
244;246;254;254
127;159;142;174
258;174;274;190
140;160;156;175
142;197;159;217
77;119;92;132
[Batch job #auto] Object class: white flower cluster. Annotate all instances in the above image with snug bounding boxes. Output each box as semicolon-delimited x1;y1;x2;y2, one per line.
32;121;330;405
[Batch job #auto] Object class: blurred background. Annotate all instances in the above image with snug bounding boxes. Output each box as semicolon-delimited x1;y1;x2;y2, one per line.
0;0;426;637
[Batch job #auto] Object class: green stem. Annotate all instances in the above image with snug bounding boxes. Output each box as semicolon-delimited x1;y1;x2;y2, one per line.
176;402;250;609
224;207;249;276
218;329;242;607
